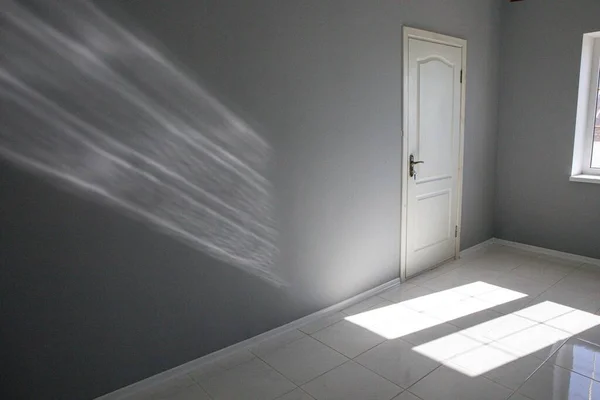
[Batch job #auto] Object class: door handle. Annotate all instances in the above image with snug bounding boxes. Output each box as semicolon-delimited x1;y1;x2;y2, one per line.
409;154;424;179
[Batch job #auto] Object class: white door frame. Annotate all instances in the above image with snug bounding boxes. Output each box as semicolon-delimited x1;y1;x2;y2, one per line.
400;27;467;282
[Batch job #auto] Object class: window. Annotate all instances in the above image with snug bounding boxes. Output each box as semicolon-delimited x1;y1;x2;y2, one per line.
571;32;600;183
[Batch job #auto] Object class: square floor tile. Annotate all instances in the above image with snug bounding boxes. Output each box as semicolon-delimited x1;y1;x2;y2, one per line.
518;363;600;400
446;344;520;376
250;329;307;357
342;296;390;316
409;366;512;400
302;361;402;400
300;312;346;335
196;358;295;400
276;388;315;400
260;336;348;385
311;320;385;358
545;309;600;335
355;339;440;388
460;314;537;343
483;353;543;390
412;332;484;362
514;301;574;323
493;324;570;360
547;338;600;381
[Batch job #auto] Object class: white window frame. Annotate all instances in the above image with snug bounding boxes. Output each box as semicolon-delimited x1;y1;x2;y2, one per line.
571;32;600;184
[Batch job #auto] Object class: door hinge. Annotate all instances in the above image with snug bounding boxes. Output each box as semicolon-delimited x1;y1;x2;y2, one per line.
460;70;463;83
455;226;458;238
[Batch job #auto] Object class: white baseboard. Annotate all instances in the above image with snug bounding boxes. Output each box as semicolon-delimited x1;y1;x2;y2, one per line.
459;237;496;260
494;238;600;267
96;277;400;399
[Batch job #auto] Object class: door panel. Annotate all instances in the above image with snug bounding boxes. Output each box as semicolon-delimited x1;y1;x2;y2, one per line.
406;36;463;278
415;189;452;251
419;58;455;180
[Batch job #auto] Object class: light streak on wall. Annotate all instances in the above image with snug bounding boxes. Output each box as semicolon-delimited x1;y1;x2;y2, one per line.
0;0;284;285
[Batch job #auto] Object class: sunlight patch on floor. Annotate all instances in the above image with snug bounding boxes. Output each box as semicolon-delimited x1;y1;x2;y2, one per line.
345;281;525;340
345;281;600;378
414;301;600;376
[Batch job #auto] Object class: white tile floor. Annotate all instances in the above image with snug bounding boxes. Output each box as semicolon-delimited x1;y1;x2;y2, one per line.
126;244;600;400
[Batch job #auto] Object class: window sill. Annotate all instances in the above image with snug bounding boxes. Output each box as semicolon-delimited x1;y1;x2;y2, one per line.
570;174;600;184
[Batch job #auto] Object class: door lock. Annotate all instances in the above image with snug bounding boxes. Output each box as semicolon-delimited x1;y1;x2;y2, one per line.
409;154;424;179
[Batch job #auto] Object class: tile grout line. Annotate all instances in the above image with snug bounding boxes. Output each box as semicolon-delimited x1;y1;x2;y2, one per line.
403;389;426;400
189;355;299;400
403;364;443;393
253;335;350;390
272;386;306;400
351;359;413;393
293;359;361;391
281;333;407;395
350;348;425;392
521;259;587;310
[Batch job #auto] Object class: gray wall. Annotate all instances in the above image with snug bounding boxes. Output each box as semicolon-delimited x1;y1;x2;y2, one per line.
0;1;501;398
496;0;600;258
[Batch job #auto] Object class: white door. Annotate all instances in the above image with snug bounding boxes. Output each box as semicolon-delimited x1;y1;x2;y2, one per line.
402;28;466;279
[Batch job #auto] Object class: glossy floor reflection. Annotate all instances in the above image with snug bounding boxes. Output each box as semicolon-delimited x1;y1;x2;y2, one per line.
121;244;600;400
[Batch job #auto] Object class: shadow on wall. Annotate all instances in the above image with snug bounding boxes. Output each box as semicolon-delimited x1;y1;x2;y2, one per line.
0;0;284;286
